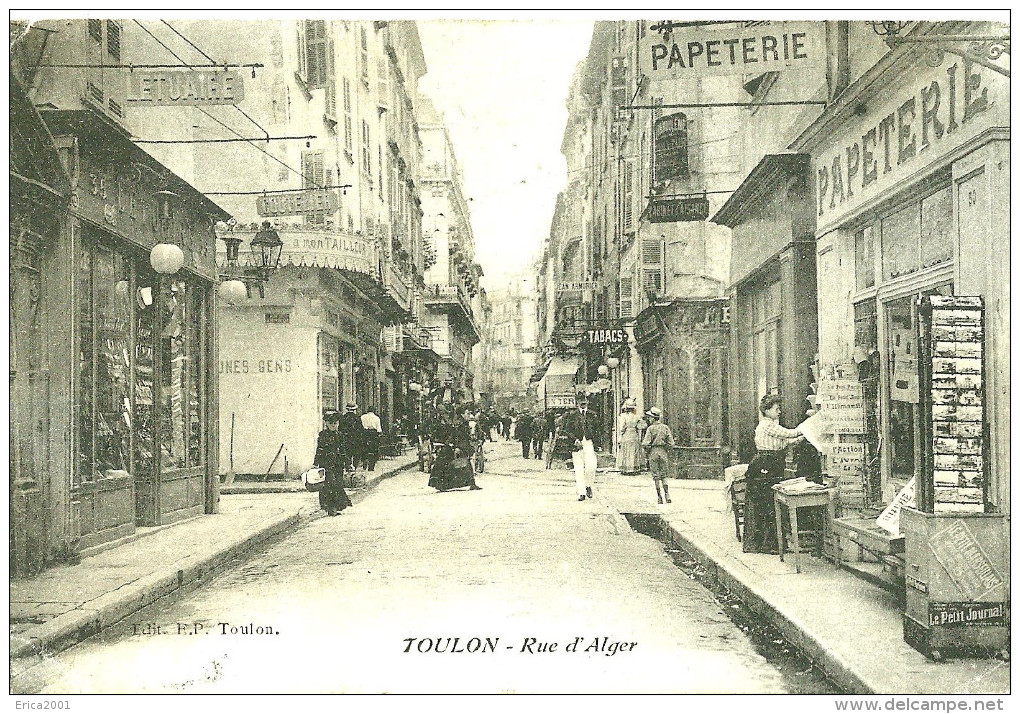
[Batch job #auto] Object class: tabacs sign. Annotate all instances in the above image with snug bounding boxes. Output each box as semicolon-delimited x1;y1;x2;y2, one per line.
639;21;824;79
586;328;627;345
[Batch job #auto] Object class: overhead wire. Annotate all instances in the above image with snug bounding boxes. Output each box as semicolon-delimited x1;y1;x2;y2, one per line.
131;20;323;189
158;19;271;141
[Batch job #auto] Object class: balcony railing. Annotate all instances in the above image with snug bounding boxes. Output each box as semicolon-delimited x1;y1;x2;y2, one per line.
424;284;480;343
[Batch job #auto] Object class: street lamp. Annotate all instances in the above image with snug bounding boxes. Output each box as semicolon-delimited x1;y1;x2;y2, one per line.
606;357;620;370
250;221;284;274
150;243;185;274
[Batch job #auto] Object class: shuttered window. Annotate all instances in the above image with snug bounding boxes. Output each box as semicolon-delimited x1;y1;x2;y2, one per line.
106;20;121;61
619;275;634;318
642;237;664;295
302;151;326;226
304;20;329;87
343;78;353;155
622;162;633;233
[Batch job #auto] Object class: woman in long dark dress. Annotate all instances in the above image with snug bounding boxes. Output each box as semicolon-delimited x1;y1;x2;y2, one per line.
742;395;804;553
314;412;353;515
428;408;482;492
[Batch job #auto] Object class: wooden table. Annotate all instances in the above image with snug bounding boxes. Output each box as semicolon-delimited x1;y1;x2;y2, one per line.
772;485;836;573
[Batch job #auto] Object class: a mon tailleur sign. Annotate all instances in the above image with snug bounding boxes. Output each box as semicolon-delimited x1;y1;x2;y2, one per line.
639;21;823;78
815;59;1000;228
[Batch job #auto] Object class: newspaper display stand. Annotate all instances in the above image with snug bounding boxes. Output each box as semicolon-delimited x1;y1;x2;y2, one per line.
901;296;1008;660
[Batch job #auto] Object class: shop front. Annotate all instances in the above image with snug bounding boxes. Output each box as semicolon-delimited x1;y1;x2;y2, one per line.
634;299;730;479
44;110;229;541
10;74;72;574
712;154;819;464
791;43;1009;656
216;226;406;477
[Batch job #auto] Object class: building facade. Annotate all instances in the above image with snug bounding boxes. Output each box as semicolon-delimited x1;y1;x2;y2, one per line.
11;19;230;572
121;19;451;474
485;276;539;413
418;97;484;404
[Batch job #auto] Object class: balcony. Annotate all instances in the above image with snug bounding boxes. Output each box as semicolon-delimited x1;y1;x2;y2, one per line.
424;284;480;344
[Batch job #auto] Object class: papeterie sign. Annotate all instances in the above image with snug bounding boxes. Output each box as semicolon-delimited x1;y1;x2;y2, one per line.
646;197;710;223
639;21;823;79
257;190;340;217
127;69;244;106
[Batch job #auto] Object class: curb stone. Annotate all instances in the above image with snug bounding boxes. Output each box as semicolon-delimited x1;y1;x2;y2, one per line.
659;516;872;694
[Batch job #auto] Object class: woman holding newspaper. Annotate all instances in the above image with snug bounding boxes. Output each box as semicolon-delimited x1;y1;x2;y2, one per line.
742;395;805;554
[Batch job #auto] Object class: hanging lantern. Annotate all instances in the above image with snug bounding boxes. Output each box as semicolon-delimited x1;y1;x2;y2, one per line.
219;279;248;305
250;221;284;272
150;243;185;274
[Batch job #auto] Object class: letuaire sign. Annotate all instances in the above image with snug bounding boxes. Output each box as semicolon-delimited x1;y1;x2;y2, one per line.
639;21;823;79
127;69;244;106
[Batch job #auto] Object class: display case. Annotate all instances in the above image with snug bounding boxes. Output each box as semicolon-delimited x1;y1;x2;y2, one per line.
901;296;1008;660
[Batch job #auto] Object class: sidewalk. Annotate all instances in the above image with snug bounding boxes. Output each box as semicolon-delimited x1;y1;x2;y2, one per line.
596;472;1010;695
9;453;417;660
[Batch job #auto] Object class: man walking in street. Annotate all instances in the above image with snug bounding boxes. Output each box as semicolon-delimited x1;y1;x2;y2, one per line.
360;405;383;471
642;406;675;504
558;395;599;501
516;410;534;459
338;403;364;471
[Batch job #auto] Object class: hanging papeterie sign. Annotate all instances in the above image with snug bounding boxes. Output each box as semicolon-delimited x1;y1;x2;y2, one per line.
639;21;824;79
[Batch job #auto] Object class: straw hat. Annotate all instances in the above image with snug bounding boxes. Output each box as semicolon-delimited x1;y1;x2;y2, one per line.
622;397;637;411
645;406;662;420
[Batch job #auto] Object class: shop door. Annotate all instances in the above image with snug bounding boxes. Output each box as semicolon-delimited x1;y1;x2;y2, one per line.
137;275;207;526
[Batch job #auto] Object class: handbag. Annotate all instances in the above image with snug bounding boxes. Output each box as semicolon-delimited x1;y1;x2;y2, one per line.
302;467;326;492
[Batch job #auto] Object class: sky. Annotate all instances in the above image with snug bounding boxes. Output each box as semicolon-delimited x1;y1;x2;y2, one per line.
416;19;594;291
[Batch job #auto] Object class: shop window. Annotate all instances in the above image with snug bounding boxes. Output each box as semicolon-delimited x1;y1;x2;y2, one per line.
854;225;875;291
159;281;189;470
919;186;953;269
186;286;205;467
75;241;95;484
881;186;952;282
882;203;921;281
94;247;132;473
690;348;715;443
134;269;156;477
883;284;952;484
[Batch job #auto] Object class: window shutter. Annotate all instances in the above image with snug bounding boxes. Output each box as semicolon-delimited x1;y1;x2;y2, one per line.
641;236;662;264
106;20;121;61
297;22;307;80
377;56;390;109
611;56;628;119
305;20;328;87
88;19;103;43
619;276;634;318
360;26;369;82
623;162;633;232
642;237;664;295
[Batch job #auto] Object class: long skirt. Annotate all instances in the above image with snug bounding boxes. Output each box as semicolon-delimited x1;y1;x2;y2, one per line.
428;446;477;491
742;450;785;554
616;435;642;473
318;466;353;513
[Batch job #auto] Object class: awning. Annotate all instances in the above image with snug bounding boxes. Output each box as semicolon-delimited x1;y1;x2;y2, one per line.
545;356;580;377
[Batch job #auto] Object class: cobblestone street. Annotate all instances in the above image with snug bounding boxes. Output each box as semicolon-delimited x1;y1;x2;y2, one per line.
21;443;790;694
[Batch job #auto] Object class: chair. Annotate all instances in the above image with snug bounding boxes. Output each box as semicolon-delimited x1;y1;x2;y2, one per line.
725;463;749;542
729;478;747;541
